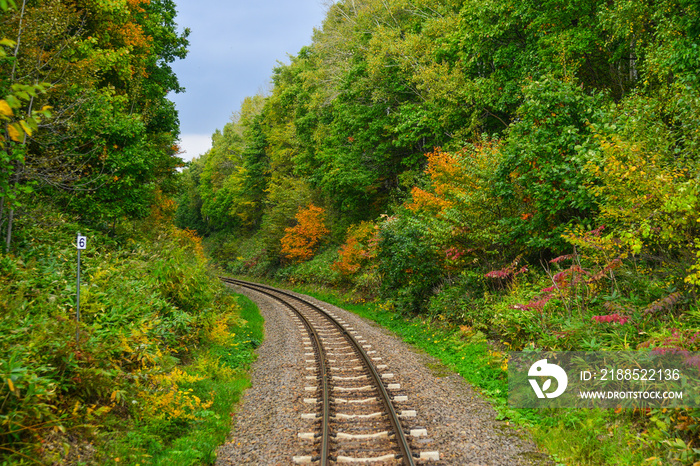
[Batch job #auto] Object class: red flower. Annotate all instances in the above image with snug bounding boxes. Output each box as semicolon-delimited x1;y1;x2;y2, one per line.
592;313;628;325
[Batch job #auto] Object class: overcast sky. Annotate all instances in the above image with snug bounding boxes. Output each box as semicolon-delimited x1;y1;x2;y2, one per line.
169;1;329;161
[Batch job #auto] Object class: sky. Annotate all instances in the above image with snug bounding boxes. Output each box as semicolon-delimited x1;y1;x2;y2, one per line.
168;1;330;161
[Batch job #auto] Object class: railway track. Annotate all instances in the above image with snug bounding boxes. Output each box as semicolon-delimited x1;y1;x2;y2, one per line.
221;277;439;465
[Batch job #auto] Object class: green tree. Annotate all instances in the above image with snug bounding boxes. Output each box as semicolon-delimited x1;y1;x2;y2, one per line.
0;0;52;252
376;212;442;312
0;0;189;243
494;77;604;254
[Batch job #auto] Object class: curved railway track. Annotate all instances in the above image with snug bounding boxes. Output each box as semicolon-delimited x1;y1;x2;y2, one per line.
221;277;439;465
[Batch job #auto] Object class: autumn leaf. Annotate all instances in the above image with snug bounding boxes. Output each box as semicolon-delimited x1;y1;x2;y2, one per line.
280;204;330;262
7;123;22;141
19;120;33;136
0;99;13;117
333;221;378;276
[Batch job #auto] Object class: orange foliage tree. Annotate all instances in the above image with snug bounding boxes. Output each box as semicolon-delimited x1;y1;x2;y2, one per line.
403;143;509;267
407;148;470;215
280;204;330;262
332;221;379;276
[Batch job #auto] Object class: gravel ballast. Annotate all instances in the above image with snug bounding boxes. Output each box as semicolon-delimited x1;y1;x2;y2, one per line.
215;284;553;465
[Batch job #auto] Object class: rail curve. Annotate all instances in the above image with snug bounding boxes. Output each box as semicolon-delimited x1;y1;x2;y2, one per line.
221;277;418;465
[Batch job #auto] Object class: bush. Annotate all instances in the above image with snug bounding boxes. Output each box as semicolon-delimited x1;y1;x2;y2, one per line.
332;221;379;278
493;77;605;254
426;271;489;325
277;247;341;286
376;213;442;312
280;203;330;262
0;200;246;463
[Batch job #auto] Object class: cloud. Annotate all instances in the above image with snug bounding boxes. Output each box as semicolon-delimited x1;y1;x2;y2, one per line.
169;0;328;135
178;134;212;162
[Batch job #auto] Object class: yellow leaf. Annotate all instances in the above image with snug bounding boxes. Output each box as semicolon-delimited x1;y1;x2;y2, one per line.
7;378;14;392
19;120;32;136
7;123;21;142
0;100;12;117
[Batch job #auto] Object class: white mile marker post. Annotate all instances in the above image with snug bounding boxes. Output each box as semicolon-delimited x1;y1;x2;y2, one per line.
76;233;86;344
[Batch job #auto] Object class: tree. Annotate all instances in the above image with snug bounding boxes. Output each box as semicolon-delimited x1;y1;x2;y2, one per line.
493;78;604;254
333;220;378;276
280;204;330;262
0;0;52;252
0;0;189;246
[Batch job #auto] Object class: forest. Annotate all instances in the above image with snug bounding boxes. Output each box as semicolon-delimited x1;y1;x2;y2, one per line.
1;0;699;464
175;0;700;463
179;0;699;350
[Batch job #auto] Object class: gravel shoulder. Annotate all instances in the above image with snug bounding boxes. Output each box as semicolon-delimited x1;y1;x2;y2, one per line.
216;284;553;466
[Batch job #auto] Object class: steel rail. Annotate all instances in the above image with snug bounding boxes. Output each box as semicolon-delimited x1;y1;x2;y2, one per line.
222;277;331;465
221;277;416;466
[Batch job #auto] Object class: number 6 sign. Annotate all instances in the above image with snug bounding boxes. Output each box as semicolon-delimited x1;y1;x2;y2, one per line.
75;233;86;343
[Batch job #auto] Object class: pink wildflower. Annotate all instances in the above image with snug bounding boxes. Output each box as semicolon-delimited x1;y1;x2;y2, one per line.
592;313;628;325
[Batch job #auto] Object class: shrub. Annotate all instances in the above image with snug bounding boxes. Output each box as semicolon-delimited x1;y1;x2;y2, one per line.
376;213;442;312
278;246;341;286
0;200;245;462
332;221;379;277
494;77;604;253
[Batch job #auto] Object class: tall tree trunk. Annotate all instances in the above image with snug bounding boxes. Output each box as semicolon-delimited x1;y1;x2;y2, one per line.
10;0;27;82
5;205;14;253
5;86;34;253
4;161;20;253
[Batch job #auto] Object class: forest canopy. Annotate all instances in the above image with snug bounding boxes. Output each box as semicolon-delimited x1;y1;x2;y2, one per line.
177;0;700;304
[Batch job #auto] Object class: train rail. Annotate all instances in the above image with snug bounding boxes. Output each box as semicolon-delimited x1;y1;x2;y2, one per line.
221;277;438;465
